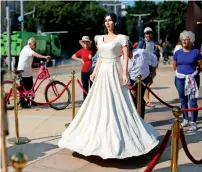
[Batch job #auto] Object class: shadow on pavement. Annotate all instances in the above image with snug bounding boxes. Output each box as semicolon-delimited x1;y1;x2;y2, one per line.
70;129;202;170
71;134;168;170
30;135;61;141
146;106;172;114
151;86;170;90
7;142;58;165
152;163;202;172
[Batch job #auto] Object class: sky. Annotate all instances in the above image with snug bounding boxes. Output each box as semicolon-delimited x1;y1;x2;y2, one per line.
120;0;188;6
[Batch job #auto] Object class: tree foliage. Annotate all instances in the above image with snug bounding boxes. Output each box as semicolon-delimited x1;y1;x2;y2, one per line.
25;1;106;56
24;1;188;47
124;1;187;44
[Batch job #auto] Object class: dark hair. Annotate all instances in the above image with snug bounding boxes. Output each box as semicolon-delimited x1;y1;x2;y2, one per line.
103;13;119;34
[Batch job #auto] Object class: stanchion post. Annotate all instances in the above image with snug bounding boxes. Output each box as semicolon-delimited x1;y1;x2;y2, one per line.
65;71;75;128
71;70;76;119
171;106;182;172
1;71;8;172
10;152;28;172
137;75;142;116
7;73;29;145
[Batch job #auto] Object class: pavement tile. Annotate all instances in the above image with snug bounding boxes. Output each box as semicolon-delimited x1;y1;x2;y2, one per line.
24;150;90;172
23;165;60;172
4;64;202;172
179;165;202;172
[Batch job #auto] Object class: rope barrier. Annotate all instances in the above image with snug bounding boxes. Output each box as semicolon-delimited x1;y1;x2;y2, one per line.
142;82;173;108
179;128;202;164
144;129;172;172
142;82;202;112
18;80;72;105
76;79;88;95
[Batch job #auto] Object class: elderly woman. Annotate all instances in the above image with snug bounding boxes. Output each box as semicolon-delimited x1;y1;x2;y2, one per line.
173;30;202;131
72;36;93;100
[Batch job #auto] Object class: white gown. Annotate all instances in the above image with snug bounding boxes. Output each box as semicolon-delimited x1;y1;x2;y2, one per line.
58;34;160;159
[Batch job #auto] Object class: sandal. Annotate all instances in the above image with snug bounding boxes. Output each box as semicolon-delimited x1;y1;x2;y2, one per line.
146;102;155;107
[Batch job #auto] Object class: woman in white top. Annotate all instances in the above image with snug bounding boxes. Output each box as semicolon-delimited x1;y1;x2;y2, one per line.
58;13;159;159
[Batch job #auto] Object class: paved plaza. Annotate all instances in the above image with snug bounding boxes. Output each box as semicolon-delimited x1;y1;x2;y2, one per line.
3;59;202;172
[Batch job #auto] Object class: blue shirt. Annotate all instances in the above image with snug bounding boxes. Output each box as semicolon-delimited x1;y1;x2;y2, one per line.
173;49;202;75
137;39;154;53
90;51;98;72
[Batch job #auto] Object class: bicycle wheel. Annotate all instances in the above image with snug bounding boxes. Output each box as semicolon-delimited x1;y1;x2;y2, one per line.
45;80;71;110
3;80;20;110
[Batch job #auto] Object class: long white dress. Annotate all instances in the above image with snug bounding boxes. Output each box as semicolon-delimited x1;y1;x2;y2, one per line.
58;34;160;159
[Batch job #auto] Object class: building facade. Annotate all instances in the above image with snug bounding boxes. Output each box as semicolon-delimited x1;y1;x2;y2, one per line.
98;0;126;17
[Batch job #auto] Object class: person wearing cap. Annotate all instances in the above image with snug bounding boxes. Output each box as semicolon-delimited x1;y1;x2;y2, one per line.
17;37;51;108
137;27;155;53
137;27;156;107
90;35;100;74
72;36;93;100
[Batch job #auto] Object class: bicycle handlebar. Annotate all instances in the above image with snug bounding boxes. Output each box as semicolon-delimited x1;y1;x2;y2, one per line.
40;59;56;68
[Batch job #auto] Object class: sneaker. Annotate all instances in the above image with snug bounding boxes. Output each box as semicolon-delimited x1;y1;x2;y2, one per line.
181;119;189;127
189;122;197;132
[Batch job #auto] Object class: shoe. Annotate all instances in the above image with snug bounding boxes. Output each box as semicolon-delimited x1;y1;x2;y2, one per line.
181;119;189;127
189;122;197;132
146;102;155;108
20;102;31;109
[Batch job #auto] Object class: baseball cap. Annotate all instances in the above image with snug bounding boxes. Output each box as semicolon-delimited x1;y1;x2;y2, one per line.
144;27;153;33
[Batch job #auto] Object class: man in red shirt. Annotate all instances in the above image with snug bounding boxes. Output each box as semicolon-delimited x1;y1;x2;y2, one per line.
72;36;93;100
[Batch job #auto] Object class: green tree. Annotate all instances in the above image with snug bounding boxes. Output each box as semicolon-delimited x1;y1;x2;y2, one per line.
125;1;158;42
25;1;106;34
156;1;187;44
25;1;106;57
124;1;187;44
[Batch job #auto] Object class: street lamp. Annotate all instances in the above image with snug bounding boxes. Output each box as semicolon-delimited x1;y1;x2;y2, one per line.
129;13;151;41
150;19;167;42
102;2;122;17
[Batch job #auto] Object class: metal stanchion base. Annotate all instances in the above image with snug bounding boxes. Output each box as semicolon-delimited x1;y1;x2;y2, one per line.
64;123;70;128
7;137;30;145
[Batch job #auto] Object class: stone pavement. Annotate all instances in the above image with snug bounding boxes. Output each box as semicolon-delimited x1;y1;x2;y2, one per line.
3;60;202;172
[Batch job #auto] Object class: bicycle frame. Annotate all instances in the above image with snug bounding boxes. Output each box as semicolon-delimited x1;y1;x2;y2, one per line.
5;61;54;103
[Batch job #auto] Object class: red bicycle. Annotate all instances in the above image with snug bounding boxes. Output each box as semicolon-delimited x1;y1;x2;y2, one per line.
3;60;71;110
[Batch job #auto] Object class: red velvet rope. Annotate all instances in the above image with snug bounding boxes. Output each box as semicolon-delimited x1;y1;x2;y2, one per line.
144;129;172;172
17;80;72;105
142;82;202;112
179;128;202;164
76;79;88;95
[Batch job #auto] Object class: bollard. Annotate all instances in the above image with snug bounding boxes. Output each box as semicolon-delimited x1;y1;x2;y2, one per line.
7;73;29;145
171;106;182;172
137;75;142;116
65;71;75;128
1;70;8;172
10;152;28;172
71;70;76;119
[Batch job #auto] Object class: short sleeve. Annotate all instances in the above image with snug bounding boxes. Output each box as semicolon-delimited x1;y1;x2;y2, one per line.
28;47;35;56
173;51;178;61
196;50;202;61
119;35;128;47
75;49;82;57
97;35;103;48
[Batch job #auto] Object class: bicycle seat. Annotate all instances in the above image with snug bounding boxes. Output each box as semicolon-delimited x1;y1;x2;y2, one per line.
12;70;24;75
